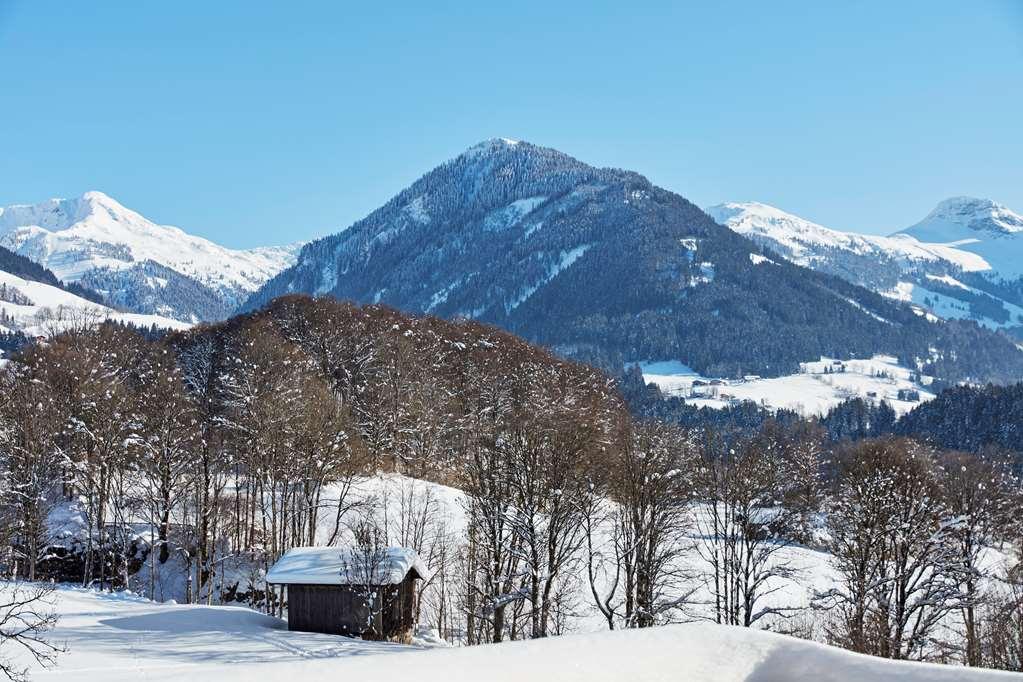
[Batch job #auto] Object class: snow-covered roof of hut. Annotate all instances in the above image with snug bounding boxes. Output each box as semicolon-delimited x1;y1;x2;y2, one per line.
266;546;430;586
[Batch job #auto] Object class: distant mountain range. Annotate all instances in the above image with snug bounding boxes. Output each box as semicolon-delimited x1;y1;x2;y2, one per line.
0;191;301;322
245;139;1023;385
706;197;1023;339
4;143;1021;387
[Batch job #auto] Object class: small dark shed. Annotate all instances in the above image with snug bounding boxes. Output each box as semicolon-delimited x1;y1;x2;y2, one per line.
267;546;428;641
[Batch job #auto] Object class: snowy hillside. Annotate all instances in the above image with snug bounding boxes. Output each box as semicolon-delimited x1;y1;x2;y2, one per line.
0;267;188;338
897;196;1023;280
707;200;1023;337
706;201;989;272
635;355;935;417
3;583;1013;682
0;192;301;322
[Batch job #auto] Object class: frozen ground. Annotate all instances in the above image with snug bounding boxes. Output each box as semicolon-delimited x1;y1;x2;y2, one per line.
3;583;1015;682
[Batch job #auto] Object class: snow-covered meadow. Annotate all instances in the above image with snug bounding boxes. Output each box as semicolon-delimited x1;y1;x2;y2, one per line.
3;582;1017;682
0;269;189;337
635;355;935;416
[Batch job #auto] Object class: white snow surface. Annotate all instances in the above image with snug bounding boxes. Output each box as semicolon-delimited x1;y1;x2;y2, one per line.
888;279;1023;331
5;583;1013;682
897;196;1023;280
0;191;301;293
707;201;991;273
266;546;430;585
0;268;188;335
635;355;934;417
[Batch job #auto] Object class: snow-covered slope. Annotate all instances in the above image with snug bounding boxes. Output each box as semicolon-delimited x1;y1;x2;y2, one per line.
0;268;188;337
706;201;989;273
0;192;301;322
635;355;934;417
896;196;1023;280
707;200;1023;336
4;583;1012;682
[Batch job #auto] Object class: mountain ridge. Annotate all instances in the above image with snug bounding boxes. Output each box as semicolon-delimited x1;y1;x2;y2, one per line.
708;199;1023;339
244;139;1023;385
0;191;302;322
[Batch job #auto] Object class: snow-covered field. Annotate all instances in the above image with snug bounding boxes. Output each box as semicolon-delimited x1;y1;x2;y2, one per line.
0;268;189;336
3;583;1015;682
9;472;1019;680
634;355;934;417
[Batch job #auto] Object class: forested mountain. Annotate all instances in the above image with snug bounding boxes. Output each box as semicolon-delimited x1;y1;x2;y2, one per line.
80;260;235;321
708;199;1023;340
0;191;301;322
245;139;1023;384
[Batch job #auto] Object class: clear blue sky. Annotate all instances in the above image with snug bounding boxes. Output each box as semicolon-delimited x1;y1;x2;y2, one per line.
1;1;1021;248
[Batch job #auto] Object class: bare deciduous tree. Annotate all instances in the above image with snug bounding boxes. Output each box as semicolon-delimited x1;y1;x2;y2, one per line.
0;583;63;682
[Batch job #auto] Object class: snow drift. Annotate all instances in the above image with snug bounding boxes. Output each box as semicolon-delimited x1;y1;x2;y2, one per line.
4;584;1014;682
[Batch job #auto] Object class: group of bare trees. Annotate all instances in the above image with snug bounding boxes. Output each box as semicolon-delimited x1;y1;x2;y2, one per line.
580;422;696;630
457;352;624;643
0;294;1022;673
0;295;622;616
817;438;1023;668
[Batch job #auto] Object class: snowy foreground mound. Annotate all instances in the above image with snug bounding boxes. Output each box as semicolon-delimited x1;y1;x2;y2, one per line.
9;584;1014;682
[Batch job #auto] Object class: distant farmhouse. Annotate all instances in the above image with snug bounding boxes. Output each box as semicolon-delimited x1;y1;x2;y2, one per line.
267;546;429;641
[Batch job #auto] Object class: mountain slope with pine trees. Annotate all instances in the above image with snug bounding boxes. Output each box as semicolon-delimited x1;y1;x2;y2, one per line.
245;139;1023;384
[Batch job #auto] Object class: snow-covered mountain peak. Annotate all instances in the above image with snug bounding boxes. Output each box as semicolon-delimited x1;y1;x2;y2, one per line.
0;190;139;233
706;200;788;221
464;137;522;154
907;196;1023;238
707;200;994;272
705;201;882;262
707;198;1023;335
0;192;303;321
0;191;298;286
706;201;831;235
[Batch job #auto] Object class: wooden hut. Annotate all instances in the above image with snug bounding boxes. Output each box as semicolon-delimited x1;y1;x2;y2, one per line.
267;546;429;640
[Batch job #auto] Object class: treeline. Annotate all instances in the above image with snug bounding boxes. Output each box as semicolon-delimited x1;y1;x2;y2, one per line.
1;295;1023;671
816;387;1023;457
